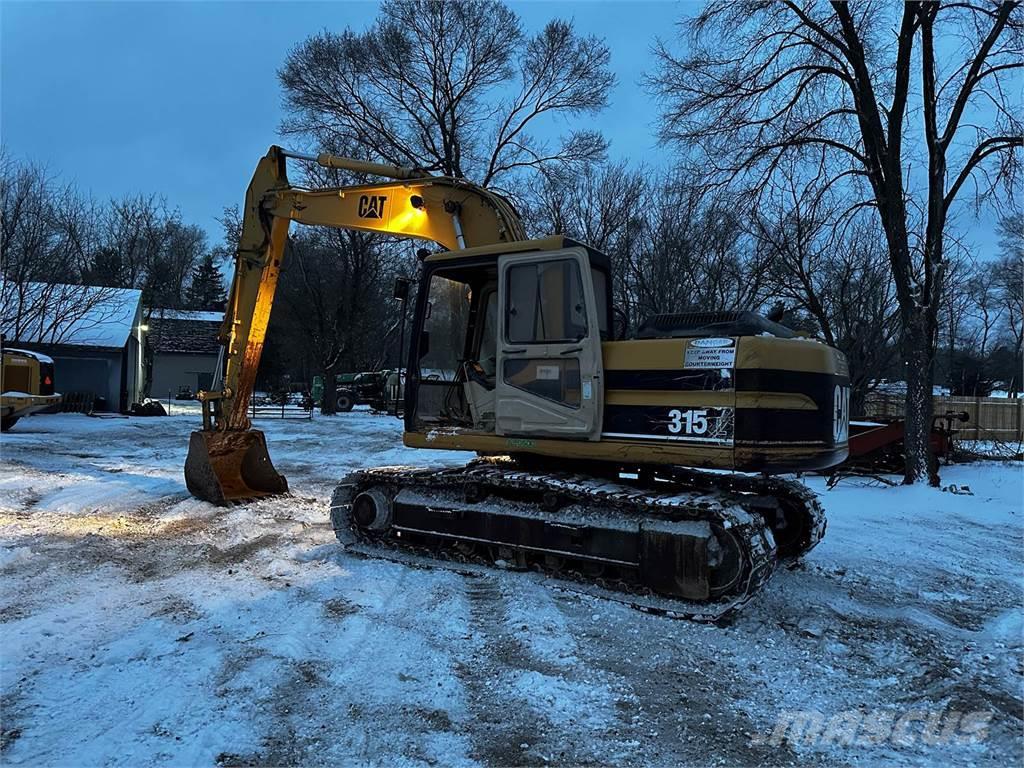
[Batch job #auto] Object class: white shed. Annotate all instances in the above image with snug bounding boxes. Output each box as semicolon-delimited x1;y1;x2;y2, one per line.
1;283;145;412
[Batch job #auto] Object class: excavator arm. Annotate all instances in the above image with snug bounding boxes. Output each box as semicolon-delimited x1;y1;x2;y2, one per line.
185;145;525;504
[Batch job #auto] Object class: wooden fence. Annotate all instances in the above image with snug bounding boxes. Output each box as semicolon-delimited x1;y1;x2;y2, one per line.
863;394;1024;442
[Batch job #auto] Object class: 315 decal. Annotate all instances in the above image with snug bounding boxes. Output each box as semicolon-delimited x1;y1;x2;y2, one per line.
665;407;734;445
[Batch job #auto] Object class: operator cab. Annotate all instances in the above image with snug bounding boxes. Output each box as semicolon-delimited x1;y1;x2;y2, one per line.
407;237;611;440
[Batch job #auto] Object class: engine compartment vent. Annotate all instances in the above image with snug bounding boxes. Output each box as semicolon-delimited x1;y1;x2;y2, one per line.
636;310;796;340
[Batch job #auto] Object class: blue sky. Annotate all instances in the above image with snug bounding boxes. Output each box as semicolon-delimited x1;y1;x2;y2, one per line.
1;1;1004;255
1;0;687;241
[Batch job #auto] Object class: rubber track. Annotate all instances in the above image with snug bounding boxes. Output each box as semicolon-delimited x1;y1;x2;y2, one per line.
333;460;783;622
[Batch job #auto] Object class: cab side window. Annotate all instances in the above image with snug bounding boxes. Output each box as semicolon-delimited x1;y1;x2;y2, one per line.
506;259;587;344
477;290;498;377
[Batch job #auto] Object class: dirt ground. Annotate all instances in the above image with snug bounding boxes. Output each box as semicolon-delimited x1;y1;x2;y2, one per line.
1;409;1021;766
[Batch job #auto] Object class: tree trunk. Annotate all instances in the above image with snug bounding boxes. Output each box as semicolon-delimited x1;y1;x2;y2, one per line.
902;308;938;486
1013;342;1023;398
850;378;869;421
321;364;338;415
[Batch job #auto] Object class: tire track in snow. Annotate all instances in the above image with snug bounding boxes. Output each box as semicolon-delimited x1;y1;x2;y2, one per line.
456;574;556;765
456;573;625;765
546;593;805;766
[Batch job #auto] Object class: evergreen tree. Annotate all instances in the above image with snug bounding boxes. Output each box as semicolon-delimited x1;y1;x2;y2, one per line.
83;247;129;288
185;253;227;310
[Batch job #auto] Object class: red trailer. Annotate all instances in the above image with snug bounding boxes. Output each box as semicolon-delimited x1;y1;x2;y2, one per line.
833;411;970;478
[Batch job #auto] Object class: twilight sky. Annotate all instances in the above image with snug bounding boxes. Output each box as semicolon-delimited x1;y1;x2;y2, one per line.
0;1;1005;255
2;1;685;238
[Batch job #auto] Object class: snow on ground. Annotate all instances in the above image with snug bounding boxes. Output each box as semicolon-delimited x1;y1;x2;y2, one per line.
0;409;1021;766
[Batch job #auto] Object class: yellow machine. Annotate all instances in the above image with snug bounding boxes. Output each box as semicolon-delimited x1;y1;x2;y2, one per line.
1;348;62;431
186;146;850;618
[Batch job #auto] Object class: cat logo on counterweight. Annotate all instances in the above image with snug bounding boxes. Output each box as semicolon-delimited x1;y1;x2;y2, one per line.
358;195;387;219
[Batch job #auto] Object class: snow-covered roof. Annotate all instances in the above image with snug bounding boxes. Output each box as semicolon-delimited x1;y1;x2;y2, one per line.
872;380;951;397
147;309;224;323
2;283;142;349
4;348;54;364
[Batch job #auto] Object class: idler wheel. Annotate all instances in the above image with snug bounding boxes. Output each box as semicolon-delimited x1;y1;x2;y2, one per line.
351;488;393;532
707;525;745;598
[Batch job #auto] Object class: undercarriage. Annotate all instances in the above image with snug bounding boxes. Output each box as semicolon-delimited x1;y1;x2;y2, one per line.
330;458;825;622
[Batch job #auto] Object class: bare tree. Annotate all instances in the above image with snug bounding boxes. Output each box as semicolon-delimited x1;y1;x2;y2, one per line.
528;160;646;250
75;193;209;311
4;283;131;346
278;0;614;191
994;213;1024;393
146;220;208;309
0;155;126;345
821;236;902;416
1;154;84;286
273;226;401;414
526;160;648;332
936;249;976;387
751;172;900;414
651;1;1022;483
965;262;1004;359
624;177;773;323
750;171;843;339
92;195;167;287
1;152;216;355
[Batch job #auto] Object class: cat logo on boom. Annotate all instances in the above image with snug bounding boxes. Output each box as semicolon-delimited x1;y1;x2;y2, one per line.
358;195;387;219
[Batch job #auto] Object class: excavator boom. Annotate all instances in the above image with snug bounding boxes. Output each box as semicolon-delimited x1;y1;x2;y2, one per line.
185;145;525;504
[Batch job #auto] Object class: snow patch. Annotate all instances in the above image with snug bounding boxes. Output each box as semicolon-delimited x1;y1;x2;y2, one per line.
0;409;1020;765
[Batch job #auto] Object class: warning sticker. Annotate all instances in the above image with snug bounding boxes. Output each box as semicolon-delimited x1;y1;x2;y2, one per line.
535;365;561;380
684;340;736;370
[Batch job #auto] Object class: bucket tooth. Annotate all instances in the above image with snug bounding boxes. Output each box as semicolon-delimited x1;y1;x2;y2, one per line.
184;430;288;505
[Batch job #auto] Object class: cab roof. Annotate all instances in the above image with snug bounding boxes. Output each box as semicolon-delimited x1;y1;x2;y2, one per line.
423;235;610;271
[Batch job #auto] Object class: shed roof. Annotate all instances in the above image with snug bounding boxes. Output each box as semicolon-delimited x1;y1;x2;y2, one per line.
2;283;142;349
147;309;221;354
148;309;224;323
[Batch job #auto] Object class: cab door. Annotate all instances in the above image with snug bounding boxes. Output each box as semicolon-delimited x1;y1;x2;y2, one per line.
495;249;603;439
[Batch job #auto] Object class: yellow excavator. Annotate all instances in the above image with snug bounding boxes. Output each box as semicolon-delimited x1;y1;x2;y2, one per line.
185;146;850;618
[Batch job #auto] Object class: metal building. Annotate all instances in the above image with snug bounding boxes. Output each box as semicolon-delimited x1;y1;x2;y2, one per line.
1;284;145;412
145;310;221;400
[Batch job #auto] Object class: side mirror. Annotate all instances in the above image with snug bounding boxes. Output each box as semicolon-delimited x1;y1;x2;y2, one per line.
419;330;430;359
393;277;411;302
612;306;629;341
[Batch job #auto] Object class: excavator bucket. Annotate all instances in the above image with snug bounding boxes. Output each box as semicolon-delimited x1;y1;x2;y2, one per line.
184;430;288;505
